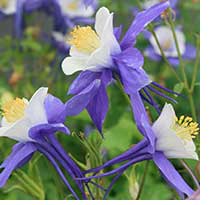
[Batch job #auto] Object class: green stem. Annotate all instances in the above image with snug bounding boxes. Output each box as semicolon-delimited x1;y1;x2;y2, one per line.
190;36;200;93
136;161;150;200
180;160;200;189
149;25;182;83
168;10;197;120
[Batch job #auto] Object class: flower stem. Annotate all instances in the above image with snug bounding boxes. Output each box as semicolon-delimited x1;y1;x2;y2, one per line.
168;9;197;121
180;160;200;189
136;161;150;200
148;24;182;83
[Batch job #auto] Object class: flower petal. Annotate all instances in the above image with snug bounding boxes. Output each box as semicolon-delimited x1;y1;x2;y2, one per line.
65;79;101;116
153;152;194;198
25;87;48;125
0;142;36;188
62;56;87;75
95;7;111;36
120;1;170;50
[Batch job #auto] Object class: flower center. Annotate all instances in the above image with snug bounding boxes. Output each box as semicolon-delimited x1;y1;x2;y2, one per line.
162;39;172;51
68;0;78;10
172;115;199;141
0;0;7;8
2;98;27;123
68;26;100;54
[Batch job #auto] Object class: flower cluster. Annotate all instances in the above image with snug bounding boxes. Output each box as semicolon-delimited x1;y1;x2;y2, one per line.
0;0;199;200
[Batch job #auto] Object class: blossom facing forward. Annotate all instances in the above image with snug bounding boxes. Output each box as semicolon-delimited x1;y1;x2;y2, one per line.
0;0;16;15
62;7;121;75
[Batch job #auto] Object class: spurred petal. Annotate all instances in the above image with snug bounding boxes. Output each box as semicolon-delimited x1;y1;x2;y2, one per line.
68;71;101;95
120;1;170;50
0;143;36;188
114;48;151;94
65;79;101;116
44;94;66;124
153;152;194;198
29;123;70;140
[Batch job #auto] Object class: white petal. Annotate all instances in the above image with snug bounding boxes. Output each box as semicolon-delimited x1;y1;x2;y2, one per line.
100;12;121;55
0;118;31;142
70;47;89;58
95;7;111;37
25;87;48;125
62;56;87;75
1;0;16;15
87;43;113;70
153;103;176;131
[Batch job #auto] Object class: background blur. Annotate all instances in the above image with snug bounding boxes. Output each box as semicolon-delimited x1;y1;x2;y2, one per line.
0;0;200;200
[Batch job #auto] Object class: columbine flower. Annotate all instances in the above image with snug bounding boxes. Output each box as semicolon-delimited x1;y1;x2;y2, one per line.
0;0;16;16
152;103;199;160
58;0;96;19
144;26;196;66
0;87;91;199
81;102;198;199
62;3;177;134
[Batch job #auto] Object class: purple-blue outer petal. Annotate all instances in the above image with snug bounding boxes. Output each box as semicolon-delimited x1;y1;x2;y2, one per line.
114;47;151;94
29;123;70;140
120;1;170;50
153;151;194;197
68;71;101;95
65;79;101;116
114;25;123;41
0;143;36;188
129;93;156;152
183;44;197;60
44;94;66;124
86;70;112;133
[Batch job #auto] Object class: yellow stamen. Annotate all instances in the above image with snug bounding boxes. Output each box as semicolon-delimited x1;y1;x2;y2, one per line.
68;0;78;10
2;98;27;123
68;26;100;54
0;0;7;8
172;115;199;141
162;39;172;50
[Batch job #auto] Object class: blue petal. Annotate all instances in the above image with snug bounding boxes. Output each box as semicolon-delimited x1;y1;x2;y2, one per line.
44;94;66;124
120;1;170;50
114;48;151;94
65;79;101;116
29;123;70;140
0;143;36;188
153;152;194;198
68;71;101;95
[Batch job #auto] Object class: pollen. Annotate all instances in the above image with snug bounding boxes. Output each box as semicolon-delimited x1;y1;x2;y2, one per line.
172;115;199;141
68;0;78;10
68;26;100;54
2;98;27;123
0;0;7;8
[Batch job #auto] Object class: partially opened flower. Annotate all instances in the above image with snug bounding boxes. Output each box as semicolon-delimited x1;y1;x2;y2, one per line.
62;3;180;135
0;87;90;199
153;103;199;160
81;102;199;199
0;0;16;16
144;26;196;66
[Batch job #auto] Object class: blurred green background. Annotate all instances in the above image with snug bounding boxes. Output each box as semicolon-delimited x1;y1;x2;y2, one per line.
0;0;200;200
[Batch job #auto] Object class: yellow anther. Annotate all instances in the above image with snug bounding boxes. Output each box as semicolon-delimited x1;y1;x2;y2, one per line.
0;0;7;8
2;98;27;123
68;26;100;54
68;0;78;10
172;115;199;141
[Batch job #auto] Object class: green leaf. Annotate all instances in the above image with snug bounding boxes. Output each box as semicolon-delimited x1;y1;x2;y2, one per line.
173;82;185;94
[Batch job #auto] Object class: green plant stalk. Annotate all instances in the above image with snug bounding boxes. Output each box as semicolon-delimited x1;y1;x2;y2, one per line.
168;10;197;121
148;25;182;83
190;36;200;93
180;160;200;189
136;161;150;200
